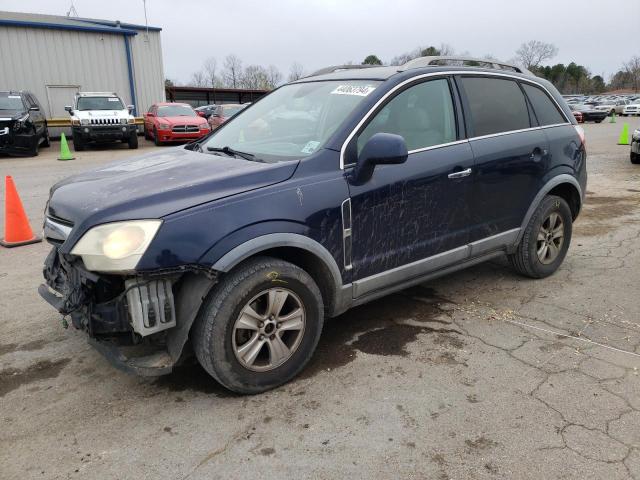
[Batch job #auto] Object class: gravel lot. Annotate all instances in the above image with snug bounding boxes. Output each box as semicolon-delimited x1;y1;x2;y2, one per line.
1;122;640;480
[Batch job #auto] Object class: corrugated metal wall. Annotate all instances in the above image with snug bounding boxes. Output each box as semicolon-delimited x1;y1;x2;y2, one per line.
0;25;164;118
129;30;165;115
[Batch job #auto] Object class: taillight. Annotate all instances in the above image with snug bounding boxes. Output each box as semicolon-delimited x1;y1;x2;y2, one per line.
574;125;585;146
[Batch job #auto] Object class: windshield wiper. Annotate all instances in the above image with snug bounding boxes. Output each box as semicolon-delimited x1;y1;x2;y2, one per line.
207;146;264;162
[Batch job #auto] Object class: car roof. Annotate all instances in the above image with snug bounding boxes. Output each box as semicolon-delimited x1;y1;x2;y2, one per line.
77;92;119;97
155;102;191;107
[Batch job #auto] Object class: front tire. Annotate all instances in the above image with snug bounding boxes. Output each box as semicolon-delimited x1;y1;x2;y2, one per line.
153;127;162;146
128;133;138;149
631;152;640;165
73;137;85;151
509;195;572;279
193;257;324;394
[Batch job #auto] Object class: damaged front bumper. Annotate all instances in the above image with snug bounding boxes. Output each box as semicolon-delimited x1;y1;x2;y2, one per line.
39;246;215;376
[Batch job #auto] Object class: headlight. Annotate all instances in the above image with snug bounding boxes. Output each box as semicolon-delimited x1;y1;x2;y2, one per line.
159;123;169;130
71;220;162;272
80;118;90;126
633;129;640;141
200;123;210;130
120;118;127;125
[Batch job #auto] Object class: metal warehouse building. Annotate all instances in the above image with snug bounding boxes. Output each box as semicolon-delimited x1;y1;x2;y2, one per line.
0;11;165;120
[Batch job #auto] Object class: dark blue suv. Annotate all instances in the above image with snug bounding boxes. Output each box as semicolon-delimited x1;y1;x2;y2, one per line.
40;57;587;393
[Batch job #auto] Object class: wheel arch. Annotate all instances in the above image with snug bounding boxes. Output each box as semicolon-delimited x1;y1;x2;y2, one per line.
211;233;347;317
516;174;583;244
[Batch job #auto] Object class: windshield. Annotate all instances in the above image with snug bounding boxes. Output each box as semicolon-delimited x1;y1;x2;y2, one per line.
77;97;124;111
0;94;25;111
203;80;381;162
158;105;196;117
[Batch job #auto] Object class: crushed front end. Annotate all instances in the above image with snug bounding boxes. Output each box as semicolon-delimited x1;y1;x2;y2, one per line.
39;215;215;376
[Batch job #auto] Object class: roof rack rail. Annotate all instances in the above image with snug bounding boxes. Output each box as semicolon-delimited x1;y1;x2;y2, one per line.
399;56;533;76
306;64;378;78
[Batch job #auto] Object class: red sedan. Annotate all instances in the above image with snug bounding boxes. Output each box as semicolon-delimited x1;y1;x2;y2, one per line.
144;103;210;145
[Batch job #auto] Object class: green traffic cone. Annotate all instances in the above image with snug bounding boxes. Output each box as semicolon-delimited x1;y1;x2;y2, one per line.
617;124;630;145
610;111;616;123
58;132;75;161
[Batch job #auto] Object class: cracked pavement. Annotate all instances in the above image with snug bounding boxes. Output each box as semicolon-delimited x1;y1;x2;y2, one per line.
1;123;639;479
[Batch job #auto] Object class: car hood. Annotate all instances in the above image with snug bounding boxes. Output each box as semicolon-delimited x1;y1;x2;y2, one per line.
157;116;206;125
48;147;298;233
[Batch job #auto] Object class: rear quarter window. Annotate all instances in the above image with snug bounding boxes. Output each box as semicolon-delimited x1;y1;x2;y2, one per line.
522;84;567;126
460;77;531;137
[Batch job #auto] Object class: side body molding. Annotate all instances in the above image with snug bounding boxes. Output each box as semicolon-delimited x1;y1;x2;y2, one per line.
212;232;346;293
515;174;583;245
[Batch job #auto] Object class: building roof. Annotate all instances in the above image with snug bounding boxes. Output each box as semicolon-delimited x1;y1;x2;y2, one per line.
0;10;161;36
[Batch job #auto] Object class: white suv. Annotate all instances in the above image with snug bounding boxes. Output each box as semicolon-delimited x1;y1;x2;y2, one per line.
65;92;138;151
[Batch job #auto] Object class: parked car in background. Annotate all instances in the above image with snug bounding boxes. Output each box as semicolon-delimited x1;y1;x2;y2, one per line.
208;103;248;129
144;102;210;145
40;57;586;394
622;103;640;116
569;104;608;123
195;104;217;119
0;90;50;156
631;126;640;164
594;99;630;116
65;92;138;151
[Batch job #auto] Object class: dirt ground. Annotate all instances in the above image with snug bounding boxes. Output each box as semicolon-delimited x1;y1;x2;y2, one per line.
1;121;640;480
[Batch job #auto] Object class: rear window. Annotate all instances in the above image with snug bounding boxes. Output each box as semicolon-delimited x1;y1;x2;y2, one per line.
522;84;566;126
461;77;531;137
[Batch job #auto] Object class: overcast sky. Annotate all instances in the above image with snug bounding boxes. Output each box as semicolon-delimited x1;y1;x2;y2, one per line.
2;0;638;84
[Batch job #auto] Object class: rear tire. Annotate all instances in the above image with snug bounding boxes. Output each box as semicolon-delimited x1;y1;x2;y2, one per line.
631;152;640;165
193;256;324;394
509;195;572;279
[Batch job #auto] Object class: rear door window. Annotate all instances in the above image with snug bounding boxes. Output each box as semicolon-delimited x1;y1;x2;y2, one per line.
521;83;566;126
460;77;531;137
357;78;457;153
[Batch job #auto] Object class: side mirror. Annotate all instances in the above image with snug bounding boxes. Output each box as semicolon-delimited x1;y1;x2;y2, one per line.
29;106;40;112
146;112;155;117
64;105;73;115
196;111;205;117
349;133;408;185
127;105;135;112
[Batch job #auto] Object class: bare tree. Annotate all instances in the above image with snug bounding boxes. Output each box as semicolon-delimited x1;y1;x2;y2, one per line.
515;40;558;69
437;43;455;56
242;65;269;89
624;56;640;92
222;54;243;88
288;62;305;82
266;65;283;88
203;57;219;87
189;70;207;87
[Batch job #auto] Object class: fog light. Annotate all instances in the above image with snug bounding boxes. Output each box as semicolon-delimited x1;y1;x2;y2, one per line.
84;127;89;133
122;126;127;132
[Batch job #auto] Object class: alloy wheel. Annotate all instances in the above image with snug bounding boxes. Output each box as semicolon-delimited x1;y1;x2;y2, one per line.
232;288;306;372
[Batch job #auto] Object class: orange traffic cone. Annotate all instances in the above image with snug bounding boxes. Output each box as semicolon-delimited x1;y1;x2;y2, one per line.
1;176;41;247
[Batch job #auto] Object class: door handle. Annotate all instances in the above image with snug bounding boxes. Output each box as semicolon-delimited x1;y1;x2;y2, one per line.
448;168;472;179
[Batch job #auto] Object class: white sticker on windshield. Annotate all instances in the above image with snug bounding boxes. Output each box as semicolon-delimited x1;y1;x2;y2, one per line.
8;95;20;98
331;85;376;96
107;97;120;102
301;141;320;154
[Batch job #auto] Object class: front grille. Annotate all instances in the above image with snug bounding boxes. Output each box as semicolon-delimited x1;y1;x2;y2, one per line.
44;215;74;245
172;125;199;133
90;118;120;125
